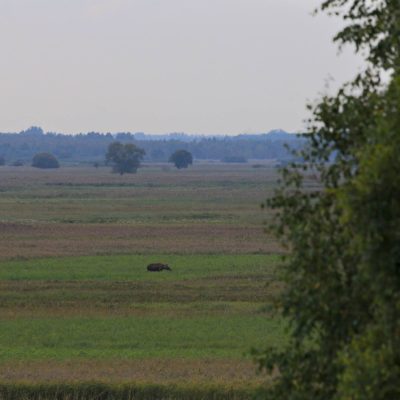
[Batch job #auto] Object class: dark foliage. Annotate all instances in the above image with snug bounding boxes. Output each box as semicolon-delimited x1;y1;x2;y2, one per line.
256;1;400;399
32;153;60;169
169;150;193;169
105;142;145;175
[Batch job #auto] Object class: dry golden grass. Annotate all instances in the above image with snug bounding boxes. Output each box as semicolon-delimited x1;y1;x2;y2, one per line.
0;276;280;318
0;222;281;261
0;164;277;187
0;359;267;385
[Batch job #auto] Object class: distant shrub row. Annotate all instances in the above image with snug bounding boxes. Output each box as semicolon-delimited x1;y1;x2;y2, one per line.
0;148;252;172
0;153;60;169
0;145;197;173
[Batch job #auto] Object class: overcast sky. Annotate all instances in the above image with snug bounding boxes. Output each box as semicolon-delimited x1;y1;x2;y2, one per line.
0;0;362;134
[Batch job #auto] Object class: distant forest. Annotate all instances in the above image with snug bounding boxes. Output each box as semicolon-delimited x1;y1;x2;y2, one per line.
0;126;304;165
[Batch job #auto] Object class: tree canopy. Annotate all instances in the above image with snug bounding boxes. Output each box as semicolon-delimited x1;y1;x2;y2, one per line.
105;142;145;175
32;152;60;169
256;1;400;399
169;149;193;169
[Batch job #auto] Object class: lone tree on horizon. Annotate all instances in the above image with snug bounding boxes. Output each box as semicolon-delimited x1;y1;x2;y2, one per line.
169;149;193;169
32;152;59;169
105;141;145;175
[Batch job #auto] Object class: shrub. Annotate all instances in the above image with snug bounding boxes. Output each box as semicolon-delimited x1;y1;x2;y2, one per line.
32;153;60;169
105;142;145;175
169;150;193;169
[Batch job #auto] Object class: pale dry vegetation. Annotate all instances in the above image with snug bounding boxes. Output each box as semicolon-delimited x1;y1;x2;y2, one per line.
0;359;267;385
0;222;280;261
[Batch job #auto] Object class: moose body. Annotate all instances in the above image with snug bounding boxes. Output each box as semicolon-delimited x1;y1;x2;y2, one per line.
147;263;171;272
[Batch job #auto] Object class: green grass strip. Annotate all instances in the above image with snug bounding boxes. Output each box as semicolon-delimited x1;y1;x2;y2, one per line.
0;254;279;281
0;316;286;361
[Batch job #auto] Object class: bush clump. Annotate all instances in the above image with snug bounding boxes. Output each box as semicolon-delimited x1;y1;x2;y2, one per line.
32;153;60;169
169;150;193;169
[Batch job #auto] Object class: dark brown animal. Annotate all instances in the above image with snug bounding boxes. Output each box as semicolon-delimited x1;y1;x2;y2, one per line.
147;263;171;272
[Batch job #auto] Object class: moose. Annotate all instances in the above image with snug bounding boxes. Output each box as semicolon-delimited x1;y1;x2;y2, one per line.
147;263;171;272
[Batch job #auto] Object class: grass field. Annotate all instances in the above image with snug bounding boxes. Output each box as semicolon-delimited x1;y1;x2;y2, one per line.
0;315;286;360
0;165;277;226
0;254;278;281
0;164;287;398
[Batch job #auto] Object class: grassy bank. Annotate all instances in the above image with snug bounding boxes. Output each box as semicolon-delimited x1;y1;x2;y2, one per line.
0;383;265;400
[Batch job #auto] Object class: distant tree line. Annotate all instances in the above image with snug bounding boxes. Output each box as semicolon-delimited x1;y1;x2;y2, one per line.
0;127;303;164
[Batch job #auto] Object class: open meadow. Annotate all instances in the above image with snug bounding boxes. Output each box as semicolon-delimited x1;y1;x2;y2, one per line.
0;163;292;399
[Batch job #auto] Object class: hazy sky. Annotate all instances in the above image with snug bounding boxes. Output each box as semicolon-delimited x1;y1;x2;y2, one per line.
0;0;362;134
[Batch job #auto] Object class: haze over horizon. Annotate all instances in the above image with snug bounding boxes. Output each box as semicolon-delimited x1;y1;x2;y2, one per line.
0;0;362;135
